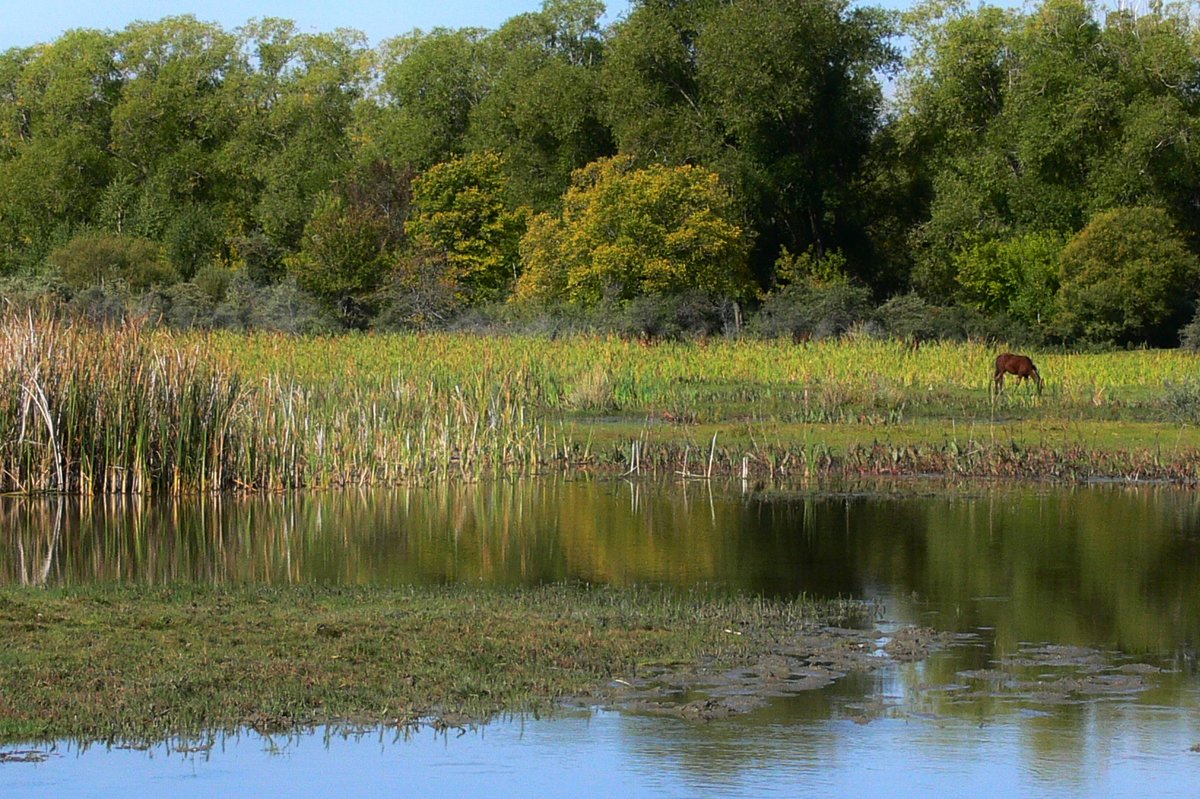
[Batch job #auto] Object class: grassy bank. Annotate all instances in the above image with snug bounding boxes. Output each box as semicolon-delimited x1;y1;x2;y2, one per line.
4;314;1200;493
0;583;862;744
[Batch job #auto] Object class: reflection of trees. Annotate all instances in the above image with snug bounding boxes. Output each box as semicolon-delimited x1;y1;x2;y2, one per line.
894;487;1200;655
2;483;1200;664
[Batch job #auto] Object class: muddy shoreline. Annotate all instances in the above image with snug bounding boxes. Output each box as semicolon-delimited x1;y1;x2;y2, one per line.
576;624;1169;723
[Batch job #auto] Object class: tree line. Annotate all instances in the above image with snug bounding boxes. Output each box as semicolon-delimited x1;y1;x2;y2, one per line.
3;0;1200;346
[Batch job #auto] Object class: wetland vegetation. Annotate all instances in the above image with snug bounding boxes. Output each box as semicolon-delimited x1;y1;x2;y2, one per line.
4;313;1200;496
0;582;870;744
5;1;1200;781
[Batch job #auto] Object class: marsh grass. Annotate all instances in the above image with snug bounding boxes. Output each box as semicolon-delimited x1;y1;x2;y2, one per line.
5;313;1200;493
0;583;864;744
0;315;246;494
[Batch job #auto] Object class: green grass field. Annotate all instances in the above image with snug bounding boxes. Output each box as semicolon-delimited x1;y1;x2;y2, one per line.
4;315;1200;493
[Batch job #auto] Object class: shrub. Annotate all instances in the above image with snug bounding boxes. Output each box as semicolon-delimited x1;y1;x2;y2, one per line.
612;291;735;340
952;231;1063;329
751;280;873;340
1056;207;1200;346
875;293;1037;344
48;232;176;290
213;275;337;334
285;193;391;309
374;250;463;331
1180;306;1200;351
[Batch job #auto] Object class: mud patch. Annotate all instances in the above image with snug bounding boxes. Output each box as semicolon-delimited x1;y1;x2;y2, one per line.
946;642;1163;707
591;628;1169;724
592;623;960;720
0;749;54;764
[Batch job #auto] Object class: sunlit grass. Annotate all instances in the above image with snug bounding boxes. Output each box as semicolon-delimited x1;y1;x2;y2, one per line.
4;313;1200;493
0;583;864;744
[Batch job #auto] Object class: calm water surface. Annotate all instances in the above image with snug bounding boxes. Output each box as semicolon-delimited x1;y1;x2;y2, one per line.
3;479;1200;797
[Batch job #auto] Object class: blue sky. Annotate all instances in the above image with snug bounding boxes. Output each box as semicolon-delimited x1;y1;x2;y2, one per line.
0;0;638;49
0;0;930;50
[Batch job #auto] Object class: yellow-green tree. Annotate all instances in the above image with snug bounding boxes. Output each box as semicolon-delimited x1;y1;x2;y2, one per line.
516;156;751;307
406;152;528;304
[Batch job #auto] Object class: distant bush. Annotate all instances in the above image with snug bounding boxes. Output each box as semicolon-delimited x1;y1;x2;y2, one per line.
875;293;1037;344
1180;306;1200;351
374;250;463;331
66;283;132;326
751;280;873;340
1056;207;1200;346
1161;379;1200;424
612;292;736;340
48;232;176;290
213;275;337;334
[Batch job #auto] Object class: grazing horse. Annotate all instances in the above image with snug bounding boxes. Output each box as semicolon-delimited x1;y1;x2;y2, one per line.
993;352;1043;395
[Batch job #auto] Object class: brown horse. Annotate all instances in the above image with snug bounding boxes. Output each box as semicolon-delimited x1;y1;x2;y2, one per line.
993;353;1043;395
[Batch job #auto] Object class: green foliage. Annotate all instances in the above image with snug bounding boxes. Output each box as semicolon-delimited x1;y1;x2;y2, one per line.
9;4;1200;343
406;152;528;304
602;0;897;285
903;0;1200;288
774;247;851;290
1056;207;1200;346
371;28;485;169
516;156;752;307
751;279;873;340
48;232;175;290
467;0;614;210
952;231;1063;329
285;193;391;308
235;24;370;248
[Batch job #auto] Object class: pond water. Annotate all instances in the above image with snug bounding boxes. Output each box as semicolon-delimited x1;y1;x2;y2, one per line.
3;479;1200;797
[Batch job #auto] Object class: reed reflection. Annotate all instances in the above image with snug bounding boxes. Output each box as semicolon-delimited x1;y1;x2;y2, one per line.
3;480;1200;662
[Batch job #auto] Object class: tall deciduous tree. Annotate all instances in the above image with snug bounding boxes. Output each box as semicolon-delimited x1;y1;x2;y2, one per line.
368;27;486;170
227;21;370;250
467;0;614;211
406;152;528;304
107;17;248;277
516;155;751;307
602;0;896;288
901;0;1200;302
0;31;119;271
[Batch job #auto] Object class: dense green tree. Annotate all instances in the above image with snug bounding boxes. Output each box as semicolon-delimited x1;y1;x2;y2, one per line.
516;155;751;307
952;231;1063;330
106;17;248;277
228;22;370;249
467;0;614;210
0;31;120;271
368;27;486;170
901;0;1200;300
285;192;391;316
1055;207;1199;346
406;152;528;303
602;0;896;288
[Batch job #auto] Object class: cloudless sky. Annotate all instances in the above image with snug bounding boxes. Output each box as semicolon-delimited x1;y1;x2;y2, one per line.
0;0;638;50
0;0;933;51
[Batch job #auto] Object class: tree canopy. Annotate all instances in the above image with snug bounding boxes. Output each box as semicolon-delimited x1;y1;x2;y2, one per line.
4;0;1200;345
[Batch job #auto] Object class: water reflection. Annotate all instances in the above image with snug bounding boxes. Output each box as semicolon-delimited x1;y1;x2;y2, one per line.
4;481;1200;658
5;480;1200;796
